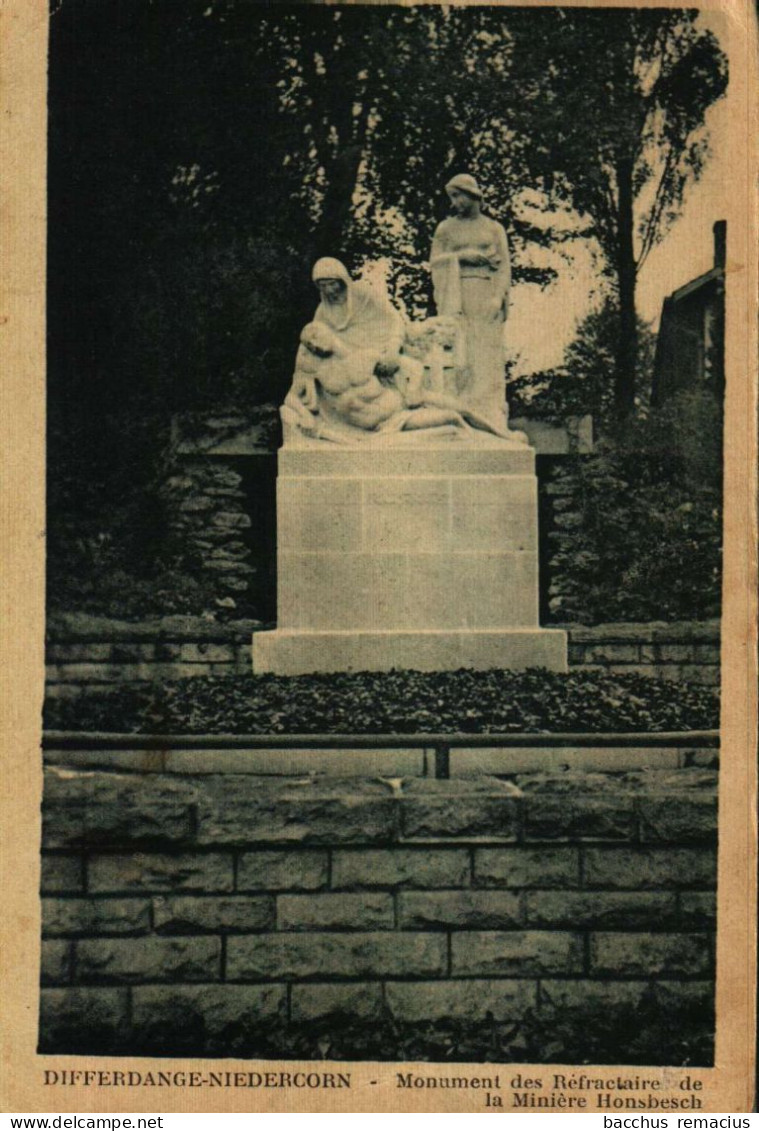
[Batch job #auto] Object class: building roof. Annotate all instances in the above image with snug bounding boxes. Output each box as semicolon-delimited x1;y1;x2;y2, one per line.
666;264;723;305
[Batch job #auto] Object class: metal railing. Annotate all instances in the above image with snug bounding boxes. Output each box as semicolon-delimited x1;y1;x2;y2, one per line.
43;729;719;779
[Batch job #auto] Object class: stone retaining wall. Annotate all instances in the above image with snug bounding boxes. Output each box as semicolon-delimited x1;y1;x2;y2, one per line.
39;767;717;1056
45;616;720;697
567;621;720;686
45;614;259;698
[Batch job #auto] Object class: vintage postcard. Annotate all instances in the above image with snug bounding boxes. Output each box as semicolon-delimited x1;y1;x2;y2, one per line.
1;0;756;1115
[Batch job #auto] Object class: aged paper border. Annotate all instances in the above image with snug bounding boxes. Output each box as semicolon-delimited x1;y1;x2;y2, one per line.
1;0;756;1113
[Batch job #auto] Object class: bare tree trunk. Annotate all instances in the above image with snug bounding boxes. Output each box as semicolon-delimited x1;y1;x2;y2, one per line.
614;156;638;421
313;143;364;260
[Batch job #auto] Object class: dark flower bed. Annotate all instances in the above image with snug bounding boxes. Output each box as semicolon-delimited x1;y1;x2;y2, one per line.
44;996;713;1066
45;668;719;735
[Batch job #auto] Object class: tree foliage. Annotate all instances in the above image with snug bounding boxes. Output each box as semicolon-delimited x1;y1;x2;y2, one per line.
546;389;723;625
507;9;728;416
508;298;657;428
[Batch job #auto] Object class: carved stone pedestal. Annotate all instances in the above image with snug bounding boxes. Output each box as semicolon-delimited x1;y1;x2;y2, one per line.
253;440;567;674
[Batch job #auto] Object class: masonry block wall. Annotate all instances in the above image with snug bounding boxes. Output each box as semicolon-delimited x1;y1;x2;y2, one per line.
45;615;259;699
45;617;720;698
39;767;717;1057
567;622;720;686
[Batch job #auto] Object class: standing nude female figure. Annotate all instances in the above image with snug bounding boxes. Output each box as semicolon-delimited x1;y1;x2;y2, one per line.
430;173;512;427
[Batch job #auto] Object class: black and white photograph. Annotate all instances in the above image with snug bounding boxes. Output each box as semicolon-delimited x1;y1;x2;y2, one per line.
6;0;752;1109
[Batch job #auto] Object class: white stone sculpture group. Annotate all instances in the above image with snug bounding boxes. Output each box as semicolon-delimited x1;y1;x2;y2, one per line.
282;174;528;448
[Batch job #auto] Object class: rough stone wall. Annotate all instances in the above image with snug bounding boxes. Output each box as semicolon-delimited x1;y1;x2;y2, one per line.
161;460;255;606
39;768;717;1055
45;618;720;698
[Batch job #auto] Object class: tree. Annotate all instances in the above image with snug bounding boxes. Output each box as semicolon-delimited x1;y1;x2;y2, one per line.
561;299;657;426
507;298;657;430
508;9;728;419
242;4;563;306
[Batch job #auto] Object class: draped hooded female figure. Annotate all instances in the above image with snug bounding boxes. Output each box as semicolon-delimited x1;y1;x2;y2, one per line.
311;257;406;365
286;257;407;429
430;174;512;427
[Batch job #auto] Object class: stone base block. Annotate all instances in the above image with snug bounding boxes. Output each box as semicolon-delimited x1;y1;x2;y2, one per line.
253;628;567;675
278;441;535;478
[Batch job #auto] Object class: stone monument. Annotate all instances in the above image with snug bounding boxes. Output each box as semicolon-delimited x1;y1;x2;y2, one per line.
253;176;567;674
